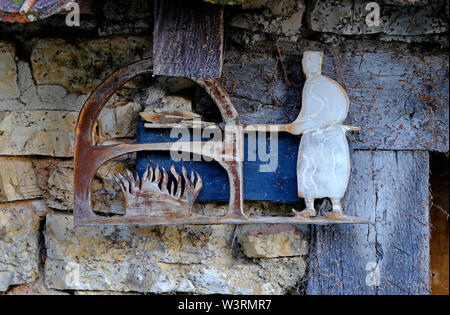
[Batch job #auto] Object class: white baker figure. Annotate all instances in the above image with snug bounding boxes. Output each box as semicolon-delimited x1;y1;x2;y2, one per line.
292;51;358;219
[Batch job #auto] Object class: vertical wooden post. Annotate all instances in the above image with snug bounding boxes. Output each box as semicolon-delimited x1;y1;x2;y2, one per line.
153;0;224;78
307;150;430;295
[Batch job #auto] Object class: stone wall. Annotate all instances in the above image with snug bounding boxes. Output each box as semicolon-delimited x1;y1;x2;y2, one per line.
0;0;448;295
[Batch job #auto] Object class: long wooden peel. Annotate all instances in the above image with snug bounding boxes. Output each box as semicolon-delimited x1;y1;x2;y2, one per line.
139;110;201;124
245;122;359;135
244;117;360;135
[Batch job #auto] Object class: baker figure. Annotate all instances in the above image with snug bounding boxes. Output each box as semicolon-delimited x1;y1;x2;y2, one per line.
292;51;358;219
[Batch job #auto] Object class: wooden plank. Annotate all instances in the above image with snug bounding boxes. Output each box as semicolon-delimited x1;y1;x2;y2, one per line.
153;0;224;78
136;123;300;202
307;150;430;295
194;44;448;151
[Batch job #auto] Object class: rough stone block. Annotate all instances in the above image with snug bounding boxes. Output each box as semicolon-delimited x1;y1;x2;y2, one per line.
98;102;142;142
0;61;89;111
31;37;152;94
230;0;306;36
0;111;77;157
0;41;20;100
0;157;43;202
46;160;129;215
0;200;45;292
44;213;307;294
46;162;75;211
5;278;69;295
238;224;309;258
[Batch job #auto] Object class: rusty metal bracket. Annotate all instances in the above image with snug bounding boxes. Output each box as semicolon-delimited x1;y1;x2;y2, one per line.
74;58;372;226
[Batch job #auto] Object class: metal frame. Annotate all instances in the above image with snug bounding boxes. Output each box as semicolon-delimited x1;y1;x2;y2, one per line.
74;58;372;226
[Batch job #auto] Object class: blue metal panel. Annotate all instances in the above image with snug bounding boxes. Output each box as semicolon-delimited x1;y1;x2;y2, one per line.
136;122;301;202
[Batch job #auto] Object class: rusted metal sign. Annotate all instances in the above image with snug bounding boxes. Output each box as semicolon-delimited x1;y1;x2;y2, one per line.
74;53;371;226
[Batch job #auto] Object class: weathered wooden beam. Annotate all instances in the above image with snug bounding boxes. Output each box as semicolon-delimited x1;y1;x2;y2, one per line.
307;150;430;295
196;43;448;151
153;0;224;78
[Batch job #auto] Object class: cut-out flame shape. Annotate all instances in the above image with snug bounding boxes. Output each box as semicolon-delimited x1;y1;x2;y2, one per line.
114;165;203;217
